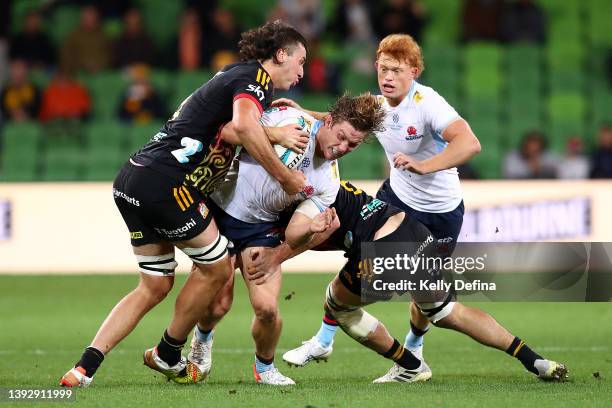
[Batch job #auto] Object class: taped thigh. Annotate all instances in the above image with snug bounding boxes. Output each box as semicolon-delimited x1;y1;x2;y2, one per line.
136;253;178;276
181;231;229;265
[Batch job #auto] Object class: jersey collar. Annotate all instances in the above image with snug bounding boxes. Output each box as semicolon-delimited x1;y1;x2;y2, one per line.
311;119;323;140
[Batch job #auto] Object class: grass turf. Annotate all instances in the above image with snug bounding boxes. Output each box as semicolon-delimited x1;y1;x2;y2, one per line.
0;273;610;407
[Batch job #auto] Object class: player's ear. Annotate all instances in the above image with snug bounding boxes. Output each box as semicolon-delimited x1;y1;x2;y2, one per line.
276;48;286;64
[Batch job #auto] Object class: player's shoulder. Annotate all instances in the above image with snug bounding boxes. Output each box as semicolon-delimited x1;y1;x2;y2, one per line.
411;81;442;104
261;106;316;131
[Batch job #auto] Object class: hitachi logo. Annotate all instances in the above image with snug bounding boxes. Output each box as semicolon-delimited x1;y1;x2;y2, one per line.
154;218;197;237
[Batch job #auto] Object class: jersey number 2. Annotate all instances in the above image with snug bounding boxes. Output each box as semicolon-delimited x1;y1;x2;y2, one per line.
171;137;203;163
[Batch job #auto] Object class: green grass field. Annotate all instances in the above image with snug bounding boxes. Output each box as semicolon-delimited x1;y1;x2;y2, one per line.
1;273;611;407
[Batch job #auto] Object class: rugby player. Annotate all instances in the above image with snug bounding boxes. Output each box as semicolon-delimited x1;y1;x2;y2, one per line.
60;21;309;387
275;33;481;373
253;182;568;382
177;94;385;385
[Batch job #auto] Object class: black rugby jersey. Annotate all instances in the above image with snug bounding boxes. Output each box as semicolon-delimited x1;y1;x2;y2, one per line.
132;60;274;195
328;181;402;254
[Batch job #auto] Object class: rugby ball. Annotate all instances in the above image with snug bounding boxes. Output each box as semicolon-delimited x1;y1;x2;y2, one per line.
273;116;311;169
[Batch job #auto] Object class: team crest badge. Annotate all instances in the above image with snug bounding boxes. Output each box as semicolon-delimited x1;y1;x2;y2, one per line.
198;202;209;219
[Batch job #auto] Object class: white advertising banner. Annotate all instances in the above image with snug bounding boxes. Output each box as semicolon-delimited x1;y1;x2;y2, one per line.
0;181;611;274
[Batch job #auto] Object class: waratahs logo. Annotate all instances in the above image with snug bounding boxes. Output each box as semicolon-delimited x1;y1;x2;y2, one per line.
405;126;422;141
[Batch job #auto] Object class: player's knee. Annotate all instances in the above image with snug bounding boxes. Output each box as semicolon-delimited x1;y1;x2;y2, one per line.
417;297;456;325
138;278;173;304
325;284;378;342
209;293;233;321
253;302;279;324
182;232;229;265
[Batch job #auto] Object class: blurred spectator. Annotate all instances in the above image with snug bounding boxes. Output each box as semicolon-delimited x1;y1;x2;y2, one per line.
202;8;240;71
330;0;377;45
277;0;324;42
499;0;546;44
590;124;612;178
60;5;112;73
0;59;40;121
303;40;340;94
177;8;202;70
557;136;589;179
39;68;91;122
9;12;56;69
503;131;558;179
373;0;428;43
114;8;156;68
461;0;504;43
118;64;166;124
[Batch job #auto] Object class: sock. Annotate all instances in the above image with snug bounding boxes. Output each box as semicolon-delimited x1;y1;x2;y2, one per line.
76;347;105;377
315;313;338;348
156;330;186;367
404;321;429;349
255;354;275;373
195;326;214;342
381;339;421;370
505;336;543;375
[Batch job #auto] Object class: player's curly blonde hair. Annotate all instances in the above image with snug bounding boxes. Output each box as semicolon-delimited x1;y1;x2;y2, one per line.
329;92;386;138
376;34;424;77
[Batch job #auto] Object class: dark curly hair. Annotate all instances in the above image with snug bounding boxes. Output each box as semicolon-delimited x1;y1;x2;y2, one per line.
238;20;308;63
329;93;386;139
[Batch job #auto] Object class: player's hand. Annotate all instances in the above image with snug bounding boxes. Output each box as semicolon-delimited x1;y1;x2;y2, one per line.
246;247;280;285
272;98;302;110
276;124;309;154
393;152;429;175
311;208;338;233
281;170;307;195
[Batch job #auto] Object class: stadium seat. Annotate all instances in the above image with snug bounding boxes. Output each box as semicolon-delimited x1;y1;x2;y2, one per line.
135;0;184;51
0;122;41;181
341;68;378;94
48;4;81;46
41;124;86;181
297;93;336;113
469;142;501;179
84;122;126;180
83;71;126;120
464;43;503;98
421;0;461;45
220;0;277;30
338;140;386;180
172;70;214;110
125;122;164;156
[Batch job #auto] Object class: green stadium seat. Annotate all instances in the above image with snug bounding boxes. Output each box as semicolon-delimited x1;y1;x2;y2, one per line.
547;92;586;122
135;0;184;51
125;123;164;156
422;0;461;45
0;122;41;181
84;122;126;180
42;146;83;181
464;96;500;122
172;70;214;110
297;93;336;113
470;143;501;179
11;0;45;33
341;69;378;94
82;71;126;120
548;70;584;93
49;5;81;46
220;0;276;29
464;43;503;98
338;140;386;180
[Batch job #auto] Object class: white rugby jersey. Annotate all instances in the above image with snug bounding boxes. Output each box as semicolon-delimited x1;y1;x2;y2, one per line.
376;81;462;213
211;106;341;223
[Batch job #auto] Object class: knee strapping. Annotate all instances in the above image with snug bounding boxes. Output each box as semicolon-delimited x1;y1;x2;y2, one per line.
417;292;456;323
136;253;177;276
182;232;229;264
325;284;378;342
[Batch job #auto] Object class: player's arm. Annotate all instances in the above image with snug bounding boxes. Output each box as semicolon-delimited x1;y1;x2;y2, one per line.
245;205;340;285
394;118;481;174
232;98;306;194
272;98;328;121
220;120;309;153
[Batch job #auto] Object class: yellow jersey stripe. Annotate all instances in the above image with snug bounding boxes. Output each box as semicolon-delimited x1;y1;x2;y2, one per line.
173;188;186;211
181;186;194;204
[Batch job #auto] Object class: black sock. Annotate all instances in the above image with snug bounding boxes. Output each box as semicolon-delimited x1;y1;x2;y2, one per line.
156;330;186;367
255;353;274;365
505;336;543;375
76;347;104;377
381;339;421;370
410;320;429;337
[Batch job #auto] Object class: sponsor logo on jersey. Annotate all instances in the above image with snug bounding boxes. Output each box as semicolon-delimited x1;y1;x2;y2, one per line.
360;199;385;220
301;158;311;168
405;125;423;141
113;188;140;207
130;231;143;239
154;218;197;238
151;131;167;142
198;202;209;219
344;231;354;249
246;84;265;101
413;91;423;103
392;113;399;123
301;185;315;197
437;236;454;243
